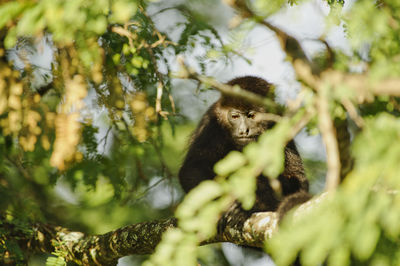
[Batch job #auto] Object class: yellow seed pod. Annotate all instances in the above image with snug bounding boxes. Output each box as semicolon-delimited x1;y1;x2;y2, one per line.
27;135;37;151
0;96;7;115
8;95;21;110
33;94;41;103
0;79;6;92
2;67;11;77
116;99;125;109
91;62;103;84
11;83;23;96
130;92;147;112
41;135;51;150
8;111;21;133
46;112;56;127
26;110;41;129
75;152;83;162
145;107;156;120
32;126;42;135
133;127;147;143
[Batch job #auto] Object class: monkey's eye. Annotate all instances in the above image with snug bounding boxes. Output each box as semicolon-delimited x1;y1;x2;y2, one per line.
231;113;240;119
247;112;255;119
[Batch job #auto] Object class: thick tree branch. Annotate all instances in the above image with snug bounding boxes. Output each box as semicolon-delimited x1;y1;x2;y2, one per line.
16;219;178;265
2;195;327;265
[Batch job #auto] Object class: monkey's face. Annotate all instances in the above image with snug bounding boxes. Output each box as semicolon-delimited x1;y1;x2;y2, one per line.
226;108;272;147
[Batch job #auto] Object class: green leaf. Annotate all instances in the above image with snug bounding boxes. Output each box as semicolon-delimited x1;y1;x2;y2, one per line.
0;2;28;29
353;224;380;260
214;151;246;176
176;181;223;219
110;0;137;23
228;168;256;209
4;27;17;49
16;5;45;35
46;256;66;266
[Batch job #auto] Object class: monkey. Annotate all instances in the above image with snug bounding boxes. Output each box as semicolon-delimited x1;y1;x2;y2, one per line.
178;76;310;219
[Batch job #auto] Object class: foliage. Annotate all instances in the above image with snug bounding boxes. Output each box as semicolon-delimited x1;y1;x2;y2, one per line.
270;114;400;266
1;0;400;265
0;0;229;263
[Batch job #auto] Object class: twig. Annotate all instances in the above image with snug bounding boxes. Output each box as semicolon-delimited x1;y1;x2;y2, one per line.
258;113;282;123
168;93;176;114
131;178;166;202
289;109;315;141
120;39;170;125
226;0;310;67
155;81;164;117
146;46;170;120
368;78;400;96
294;58;400;102
174;58;282;113
149;138;174;179
111;26;136;48
100;126;113;155
319;38;335;70
293;59;319;89
286;89;307;113
341;99;364;128
317;90;341;191
120;117;138;144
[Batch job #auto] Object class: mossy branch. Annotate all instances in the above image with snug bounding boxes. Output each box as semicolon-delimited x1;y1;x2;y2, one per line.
1;194;330;265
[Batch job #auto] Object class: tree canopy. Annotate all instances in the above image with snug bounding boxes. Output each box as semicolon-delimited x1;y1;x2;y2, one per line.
1;0;400;265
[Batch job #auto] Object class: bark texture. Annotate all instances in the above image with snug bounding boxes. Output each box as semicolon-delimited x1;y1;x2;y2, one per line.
3;211;276;265
1;194;327;265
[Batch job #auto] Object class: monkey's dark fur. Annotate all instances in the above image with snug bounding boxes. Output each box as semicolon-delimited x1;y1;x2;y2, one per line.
179;76;310;217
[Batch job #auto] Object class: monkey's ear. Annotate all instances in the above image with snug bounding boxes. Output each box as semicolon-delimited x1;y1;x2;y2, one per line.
213;102;231;126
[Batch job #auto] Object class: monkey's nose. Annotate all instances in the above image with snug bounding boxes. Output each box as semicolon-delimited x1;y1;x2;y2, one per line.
238;127;250;137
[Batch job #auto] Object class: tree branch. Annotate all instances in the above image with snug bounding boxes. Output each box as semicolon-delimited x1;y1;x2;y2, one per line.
317;90;341;191
2;194;328;265
174;57;283;114
17;219;178;265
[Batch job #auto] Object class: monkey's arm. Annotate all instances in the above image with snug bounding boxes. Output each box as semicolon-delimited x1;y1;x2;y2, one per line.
277;191;312;220
276;141;311;220
178;159;215;193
